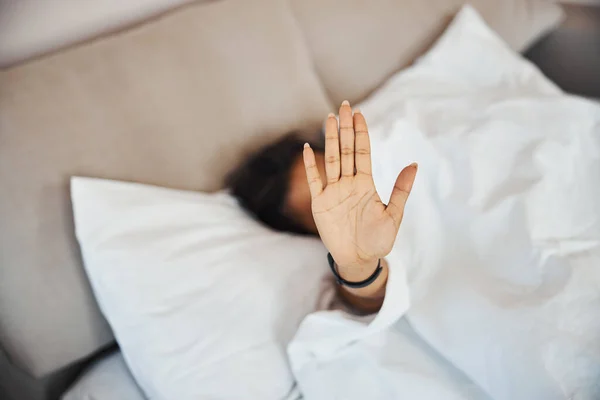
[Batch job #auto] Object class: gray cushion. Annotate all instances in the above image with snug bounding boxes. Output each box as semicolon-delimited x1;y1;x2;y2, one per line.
291;0;564;105
62;351;145;400
0;0;331;377
1;346;91;400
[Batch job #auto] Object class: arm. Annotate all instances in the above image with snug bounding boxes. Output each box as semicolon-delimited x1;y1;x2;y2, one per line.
302;100;417;315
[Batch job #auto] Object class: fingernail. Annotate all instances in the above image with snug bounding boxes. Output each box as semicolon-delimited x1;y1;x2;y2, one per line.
341;100;350;106
410;162;418;169
353;108;361;114
327;113;335;118
304;143;310;149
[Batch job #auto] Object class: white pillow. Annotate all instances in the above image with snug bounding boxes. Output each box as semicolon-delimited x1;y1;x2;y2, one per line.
71;177;330;399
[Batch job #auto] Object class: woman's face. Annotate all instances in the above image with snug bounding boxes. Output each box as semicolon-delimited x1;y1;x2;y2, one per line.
284;151;326;234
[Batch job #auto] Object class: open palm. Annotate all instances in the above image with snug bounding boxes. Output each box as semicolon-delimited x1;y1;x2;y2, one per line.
303;101;417;269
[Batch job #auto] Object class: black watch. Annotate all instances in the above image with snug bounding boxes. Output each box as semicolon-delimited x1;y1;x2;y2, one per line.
327;253;383;289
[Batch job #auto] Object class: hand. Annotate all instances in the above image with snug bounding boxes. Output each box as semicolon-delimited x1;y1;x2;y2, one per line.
302;101;417;273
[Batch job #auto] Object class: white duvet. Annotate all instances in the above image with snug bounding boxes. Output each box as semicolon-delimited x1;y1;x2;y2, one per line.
288;6;600;400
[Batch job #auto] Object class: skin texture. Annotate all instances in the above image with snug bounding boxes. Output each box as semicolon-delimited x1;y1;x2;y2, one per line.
285;101;417;312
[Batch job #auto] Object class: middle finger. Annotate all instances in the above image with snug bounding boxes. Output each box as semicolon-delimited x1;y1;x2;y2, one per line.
339;100;354;178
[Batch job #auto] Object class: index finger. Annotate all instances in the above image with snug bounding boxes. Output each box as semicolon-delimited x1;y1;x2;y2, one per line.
353;110;372;175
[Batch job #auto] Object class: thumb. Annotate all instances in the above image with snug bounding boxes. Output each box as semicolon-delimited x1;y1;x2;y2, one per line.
386;163;418;227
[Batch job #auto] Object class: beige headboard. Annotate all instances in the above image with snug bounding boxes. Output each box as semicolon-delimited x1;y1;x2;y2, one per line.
0;0;196;67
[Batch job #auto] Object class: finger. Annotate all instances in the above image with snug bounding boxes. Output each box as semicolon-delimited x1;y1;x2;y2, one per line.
386;163;418;227
339;100;355;177
303;143;324;198
324;112;340;184
353;110;372;176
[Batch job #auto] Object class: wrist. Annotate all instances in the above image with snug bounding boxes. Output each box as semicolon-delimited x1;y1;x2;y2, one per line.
336;258;380;282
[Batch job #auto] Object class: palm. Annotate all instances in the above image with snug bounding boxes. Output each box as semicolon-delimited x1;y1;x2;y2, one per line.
312;175;396;267
303;101;417;269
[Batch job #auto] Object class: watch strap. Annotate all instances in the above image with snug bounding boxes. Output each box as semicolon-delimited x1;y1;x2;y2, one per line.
327;252;382;289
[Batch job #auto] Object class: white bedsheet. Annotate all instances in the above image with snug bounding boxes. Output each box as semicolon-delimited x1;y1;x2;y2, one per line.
288;6;600;400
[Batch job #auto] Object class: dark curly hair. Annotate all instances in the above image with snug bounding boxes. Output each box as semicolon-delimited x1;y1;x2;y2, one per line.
226;133;324;235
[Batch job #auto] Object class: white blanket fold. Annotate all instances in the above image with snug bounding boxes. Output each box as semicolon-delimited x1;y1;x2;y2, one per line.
288;6;600;400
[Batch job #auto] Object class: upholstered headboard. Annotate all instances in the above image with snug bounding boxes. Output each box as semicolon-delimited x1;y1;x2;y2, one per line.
0;0;198;67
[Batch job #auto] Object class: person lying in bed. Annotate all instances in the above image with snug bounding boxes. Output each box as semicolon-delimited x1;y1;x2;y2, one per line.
227;100;418;314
